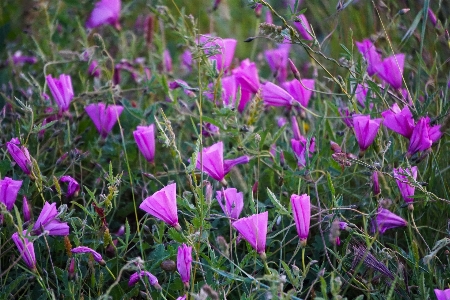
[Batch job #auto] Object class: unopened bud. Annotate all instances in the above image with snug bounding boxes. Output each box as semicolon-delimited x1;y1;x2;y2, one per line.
398;8;410;15
22;196;31;223
288;58;301;81
68;257;76;280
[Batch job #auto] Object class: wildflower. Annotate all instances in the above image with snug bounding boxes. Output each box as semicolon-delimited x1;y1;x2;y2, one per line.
86;0;121;30
339;106;353;128
393;166;418;205
232;211;268;257
207;38;237;72
261;82;294;107
72;246;106;266
68;257;76;280
12;231;36;271
133;125;156;163
46;74;74;113
88;60;101;77
277;116;287;127
180;49;193;73
381;103;415;138
291;116;302;141
60;176;80;198
354;84;374;109
294;14;314;41
372;171;381;195
12;51;37;65
216;188;244;221
282;78;315;109
291;194;310;246
376;53;405;89
353;115;382;153
434;288;450;300
85;103;124;138
6;138;32;175
23;197;31;223
32;202;70;236
265;44;290;83
355;39;382;76
128;271;161;290
291;137;315;168
0;177;22;211
221;75;237;107
202;123;220;137
139;183;181;230
427;8;438;28
177;244;193;288
372;208;407;234
163;49;173;73
232;59;260;94
407;117;442;157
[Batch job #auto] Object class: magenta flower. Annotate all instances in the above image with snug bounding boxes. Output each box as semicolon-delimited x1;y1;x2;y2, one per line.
46;74;74;113
216;188;244;221
294;14;314;41
221;75;237;107
353;115;382;152
180;49;193;73
282;78;315;109
291;115;302;141
12;231;36;271
291;194;311;244
261;82;294;107
277;116;287;127
23;197;31;222
32;202;70;236
354;84;374;109
407;117;442;157
163;49;173;73
60;176;80;198
128;271;161;289
393;166;418;204
72;246;105;265
177;244;193;288
232;211;268;256
355;39;382;76
139;183;180;230
291;137;315;168
12;51;37;65
232;59;260;94
86;0;121;30
202;123;220;137
88;60;101;77
434;288;450;300
372;171;381;195
133;125;156;163
6;138;32;175
85;103;124;138
265;44;290;83
376;53;405;89
207;38;237;72
372;208;407;234
0;177;22;211
176;296;187;300
381;103;415;138
339;107;354;128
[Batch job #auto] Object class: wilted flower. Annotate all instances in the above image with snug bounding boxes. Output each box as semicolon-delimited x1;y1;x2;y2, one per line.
353;115;382;153
85;103;124;138
139;183;181;230
372;208;407;234
72;246;105;265
60;176;80;198
355;39;382;76
0;177;22;211
177;244;193;288
216;188;244;221
407;117;442;157
232;211;268;257
23;197;31;222
291;194;311;246
282;78;315;109
133;125;156;163
6;138;32;175
294;14;314;41
12;231;36;271
261;82;294;107
265;44;290;83
381;103;415;138
86;0;121;30
129;271;161;290
434;288;450;300
32;202;70;236
46;74;74;113
393;166;418;205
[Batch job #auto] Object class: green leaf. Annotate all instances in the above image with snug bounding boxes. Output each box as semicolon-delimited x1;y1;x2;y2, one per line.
401;10;423;43
266;188;290;215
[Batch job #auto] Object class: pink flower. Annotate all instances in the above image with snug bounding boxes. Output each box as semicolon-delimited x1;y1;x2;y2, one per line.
407;117;442;157
354;84;374;109
180;49;193;73
163;49;173;73
282;78;315;109
206;38;237;72
12;230;36;271
393;166;418;204
6;138;32;175
291;194;310;244
216;188;244;221
353;115;382;152
376;53;405;89
60;176;80;198
381;103;415;138
434;288;450;300
86;0;121;30
139;183;180;230
46;74;74;112
261;82;294;107
355;39;382;76
133;125;156;163
232;211;268;255
372;171;381;195
291;137;315;168
294;14;313;41
128;271;161;289
23;197;31;222
372;208;407;234
232;59;260;94
72;246;105;265
265;44;290;83
85;103;124;138
32;202;70;236
177;244;193;287
88;60;101;77
0;177;22;211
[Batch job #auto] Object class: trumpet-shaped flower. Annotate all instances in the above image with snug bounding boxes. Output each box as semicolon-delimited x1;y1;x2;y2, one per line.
6;138;32;175
291;194;311;244
265;44;290;83
232;211;268;255
216;188;244;221
434;288;450;300
32;202;70;236
12;231;36;271
60;176;80;198
381;103;415;138
23;197;31;222
291;137;315;168
282;78;315;109
206;38;237;72
0;177;22;211
129;271;161;289
86;0;121;30
376;54;405;90
232;59;260;94
393;166;418;204
133;125;156;163
372;208;407;234
72;246;105;265
353;115;382;152
294;14;314;41
407;117;442;157
177;244;193;287
85;103;124;138
262;82;294;107
356;39;382;76
139;183;180;230
46;74;74;112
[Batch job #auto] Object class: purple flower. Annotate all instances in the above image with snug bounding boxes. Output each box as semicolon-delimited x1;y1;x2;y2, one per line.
381;103;415;138
428;8;438;27
12;231;36;271
46;74;74;113
265;44;290;83
176;296;187;300
128;271;160;289
232;211;268;256
60;176;80;198
221;75;237;107
232;59;260;94
85;103;124;138
282;78;315;109
6;138;32;175
291;194;310;244
356;39;382;76
32;202;70;236
133;125;156;163
294;14;314;41
372;208;407;234
12;51;37;65
180;49;193;73
88;60;101;77
72;246;105;265
261;82;294;107
354;84;374;109
177;244;193;288
291;137;315;168
163;49;173;73
277;116;287;127
434;288;450;300
23;197;31;222
353;115;382;152
202;123;220;137
0;177;22;211
407;117;442;157
206;38;237;72
291;115;302;141
216;188;244;221
139;183;180;230
372;171;381;195
86;0;121;30
376;53;405;89
339;107;353;128
393;166;418;204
